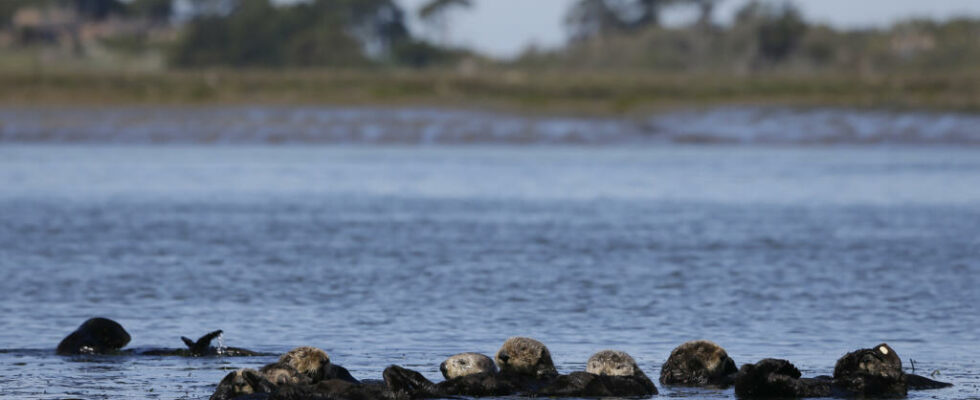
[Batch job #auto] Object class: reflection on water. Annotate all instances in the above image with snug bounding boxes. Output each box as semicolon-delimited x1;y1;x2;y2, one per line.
0;145;977;399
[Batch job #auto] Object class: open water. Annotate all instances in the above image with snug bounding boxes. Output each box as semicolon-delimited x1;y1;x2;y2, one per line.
0;107;978;399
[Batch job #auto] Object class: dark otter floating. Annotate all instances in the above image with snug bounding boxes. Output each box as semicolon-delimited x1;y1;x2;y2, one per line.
660;340;739;388
139;329;265;357
384;338;657;398
57;318;263;357
733;343;953;398
211;346;374;400
535;350;658;397
211;339;952;400
56;317;131;355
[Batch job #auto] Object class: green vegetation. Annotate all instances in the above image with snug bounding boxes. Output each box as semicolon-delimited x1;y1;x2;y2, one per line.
0;0;978;112
4;69;978;114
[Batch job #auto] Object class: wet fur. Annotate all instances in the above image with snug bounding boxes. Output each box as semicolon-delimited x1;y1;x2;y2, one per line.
440;352;497;379
660;340;738;387
538;350;658;397
56;317;131;355
495;337;558;378
210;369;277;400
734;358;832;398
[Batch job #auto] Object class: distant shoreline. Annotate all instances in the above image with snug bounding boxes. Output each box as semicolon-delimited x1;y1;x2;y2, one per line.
1;69;978;115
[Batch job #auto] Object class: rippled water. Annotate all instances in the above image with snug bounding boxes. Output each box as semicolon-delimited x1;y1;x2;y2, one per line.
0;144;978;399
2;106;980;145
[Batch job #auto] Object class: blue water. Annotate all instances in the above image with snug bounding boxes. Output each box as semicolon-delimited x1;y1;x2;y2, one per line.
0;145;978;399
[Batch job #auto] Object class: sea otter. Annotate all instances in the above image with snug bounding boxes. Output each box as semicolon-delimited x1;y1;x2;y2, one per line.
384;352;514;398
212;346;374;400
734;358;832;398
56;317;131;355
57;318;263;357
140;330;265;357
535;350;658;397
210;368;279;400
659;340;738;387
383;337;561;398
833;343;952;396
733;344;952;398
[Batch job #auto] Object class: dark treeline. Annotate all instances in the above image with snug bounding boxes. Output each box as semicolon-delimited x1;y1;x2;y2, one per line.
2;0;980;75
538;0;980;74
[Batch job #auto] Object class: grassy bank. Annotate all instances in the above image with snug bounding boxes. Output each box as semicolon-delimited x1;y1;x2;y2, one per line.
2;69;979;114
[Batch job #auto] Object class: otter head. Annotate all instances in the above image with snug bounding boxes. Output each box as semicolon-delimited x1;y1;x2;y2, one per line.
834;343;903;381
440;352;498;379
587;350;645;378
56;317;131;355
212;369;274;400
495;337;558;378
279;346;331;382
660;340;738;386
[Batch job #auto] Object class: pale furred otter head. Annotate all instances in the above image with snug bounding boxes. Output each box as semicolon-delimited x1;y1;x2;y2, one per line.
440;352;498;379
495;337;558;378
210;368;275;400
279;346;331;382
587;350;647;379
659;340;738;387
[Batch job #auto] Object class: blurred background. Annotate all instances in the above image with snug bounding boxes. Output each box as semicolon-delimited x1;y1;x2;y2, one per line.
1;0;979;112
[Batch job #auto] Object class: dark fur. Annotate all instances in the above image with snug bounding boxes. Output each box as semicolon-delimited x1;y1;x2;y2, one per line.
384;365;514;398
734;359;832;398
140;330;264;357
210;369;278;400
833;343;907;397
56;317;131;355
660;340;738;387
536;371;658;397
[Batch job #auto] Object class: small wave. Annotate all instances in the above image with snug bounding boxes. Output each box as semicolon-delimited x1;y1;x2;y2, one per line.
1;105;978;145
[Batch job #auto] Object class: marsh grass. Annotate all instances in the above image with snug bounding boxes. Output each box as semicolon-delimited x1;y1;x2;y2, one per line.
2;68;978;114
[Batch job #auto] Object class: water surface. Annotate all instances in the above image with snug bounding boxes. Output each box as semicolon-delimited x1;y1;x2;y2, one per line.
0;145;977;399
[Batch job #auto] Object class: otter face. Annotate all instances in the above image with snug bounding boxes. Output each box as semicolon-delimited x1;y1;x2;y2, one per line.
495;337;558;378
279;346;330;382
262;364;309;385
212;368;274;400
834;343;903;381
587;350;642;377
440;352;498;379
660;340;738;386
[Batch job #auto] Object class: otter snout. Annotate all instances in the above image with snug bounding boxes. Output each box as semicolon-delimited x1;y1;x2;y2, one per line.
439;361;449;379
498;352;509;363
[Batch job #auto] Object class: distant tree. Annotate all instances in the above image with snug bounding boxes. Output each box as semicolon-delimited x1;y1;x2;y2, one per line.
170;0;410;67
127;0;173;23
565;0;627;41
72;0;125;20
418;0;472;46
631;0;678;28
184;0;235;17
736;0;807;63
690;0;720;28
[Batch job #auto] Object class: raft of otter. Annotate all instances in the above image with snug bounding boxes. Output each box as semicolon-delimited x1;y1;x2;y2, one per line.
56;318;954;399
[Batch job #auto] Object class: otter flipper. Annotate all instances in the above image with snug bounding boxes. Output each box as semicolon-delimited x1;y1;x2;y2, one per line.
183;329;223;356
384;365;438;397
907;373;953;390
